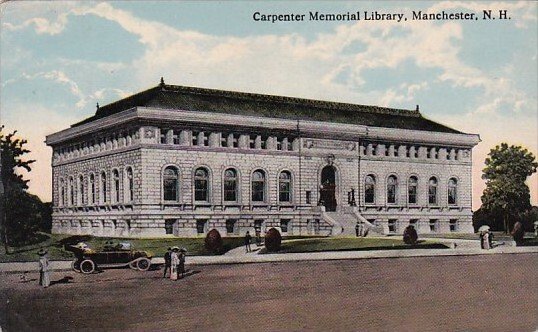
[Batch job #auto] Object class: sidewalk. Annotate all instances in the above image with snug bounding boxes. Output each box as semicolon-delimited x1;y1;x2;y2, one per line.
1;243;537;273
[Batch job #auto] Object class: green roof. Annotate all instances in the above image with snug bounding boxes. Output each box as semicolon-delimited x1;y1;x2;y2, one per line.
73;83;462;134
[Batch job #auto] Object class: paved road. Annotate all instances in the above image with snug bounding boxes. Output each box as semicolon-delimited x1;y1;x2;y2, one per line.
1;254;537;331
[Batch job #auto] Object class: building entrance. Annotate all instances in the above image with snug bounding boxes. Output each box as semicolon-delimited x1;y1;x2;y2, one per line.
320;165;337;212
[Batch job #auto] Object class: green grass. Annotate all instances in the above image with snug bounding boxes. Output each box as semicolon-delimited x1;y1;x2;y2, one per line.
0;233;328;262
267;237;449;254
0;233;246;262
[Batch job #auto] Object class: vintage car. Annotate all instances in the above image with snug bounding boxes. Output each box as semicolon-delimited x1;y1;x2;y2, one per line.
64;242;153;274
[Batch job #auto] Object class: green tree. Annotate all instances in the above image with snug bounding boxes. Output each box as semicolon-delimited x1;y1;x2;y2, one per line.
0;125;48;249
481;143;538;233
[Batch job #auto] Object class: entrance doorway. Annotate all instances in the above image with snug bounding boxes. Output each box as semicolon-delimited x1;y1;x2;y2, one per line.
320;165;337;212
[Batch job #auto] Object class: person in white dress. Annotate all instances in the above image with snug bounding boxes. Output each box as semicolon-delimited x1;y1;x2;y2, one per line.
483;231;490;250
170;247;179;280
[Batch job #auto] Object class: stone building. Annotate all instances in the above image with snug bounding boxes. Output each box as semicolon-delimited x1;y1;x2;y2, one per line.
45;80;480;237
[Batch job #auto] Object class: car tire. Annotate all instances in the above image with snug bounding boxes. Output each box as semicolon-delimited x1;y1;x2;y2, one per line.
71;259;81;272
136;258;151;271
80;259;95;274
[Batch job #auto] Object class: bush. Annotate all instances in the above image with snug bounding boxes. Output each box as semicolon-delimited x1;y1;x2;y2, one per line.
511;221;525;245
204;229;223;254
264;228;282;252
403;225;418;245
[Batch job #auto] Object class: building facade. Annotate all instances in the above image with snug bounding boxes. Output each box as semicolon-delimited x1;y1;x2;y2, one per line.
46;81;480;237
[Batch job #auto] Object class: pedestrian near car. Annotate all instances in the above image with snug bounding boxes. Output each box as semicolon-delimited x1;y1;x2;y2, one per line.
163;247;172;278
245;231;252;253
170;247;179;280
38;249;50;288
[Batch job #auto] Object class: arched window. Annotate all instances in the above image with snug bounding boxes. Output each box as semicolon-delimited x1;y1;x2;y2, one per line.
408;176;418;204
387;175;398;204
448;178;458;205
251;170;266;202
279;171;292;203
194;168;210;202
59;178;65;206
112;169;120;203
68;177;75;206
89;174;96;204
428;177;438;205
223;168;238;202
78;175;85;205
365;175;376;204
126;167;134;202
100;172;107;204
163;166;179;201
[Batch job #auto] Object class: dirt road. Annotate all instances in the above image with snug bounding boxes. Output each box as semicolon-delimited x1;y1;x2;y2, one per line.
1;254;536;331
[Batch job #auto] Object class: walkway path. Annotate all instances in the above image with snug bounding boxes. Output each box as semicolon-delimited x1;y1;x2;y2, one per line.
1;241;536;273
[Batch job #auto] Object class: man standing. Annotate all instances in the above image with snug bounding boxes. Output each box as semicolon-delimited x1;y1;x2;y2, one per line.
38;249;50;288
163;247;172;278
244;231;252;253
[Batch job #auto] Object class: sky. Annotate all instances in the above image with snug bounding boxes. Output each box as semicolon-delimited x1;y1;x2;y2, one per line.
1;1;537;209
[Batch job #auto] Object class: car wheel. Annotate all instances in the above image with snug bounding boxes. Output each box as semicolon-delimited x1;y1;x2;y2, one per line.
71;259;81;272
136;258;151;271
80;259;95;274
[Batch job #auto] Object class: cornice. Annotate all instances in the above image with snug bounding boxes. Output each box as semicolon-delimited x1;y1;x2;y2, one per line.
46;106;480;147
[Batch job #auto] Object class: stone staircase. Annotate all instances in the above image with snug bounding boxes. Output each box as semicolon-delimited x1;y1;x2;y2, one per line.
321;207;384;237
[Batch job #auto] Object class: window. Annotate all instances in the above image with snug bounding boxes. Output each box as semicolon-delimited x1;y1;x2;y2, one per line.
165;219;175;235
223;168;238;202
450;219;458;232
78;175;85;205
89;174;96;204
251;170;266;202
306;191;312;205
429;219;437;232
364;175;375;204
196;220;207;234
126;167;134;202
112;169;120;203
279;171;292;203
226;219;236;234
68;177;75;206
280;219;291;233
59;178;65;206
194;167;209;202
100;172;107;204
408;176;418;204
387;175;398;204
428;177;438;205
163;166;179;201
448;178;457;205
388;219;397;233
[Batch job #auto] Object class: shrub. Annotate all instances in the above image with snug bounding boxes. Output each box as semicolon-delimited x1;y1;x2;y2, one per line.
511;221;525;245
204;229;223;254
264;228;282;252
403;225;418;245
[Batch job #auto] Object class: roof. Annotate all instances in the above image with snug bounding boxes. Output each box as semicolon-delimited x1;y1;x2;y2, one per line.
72;82;462;134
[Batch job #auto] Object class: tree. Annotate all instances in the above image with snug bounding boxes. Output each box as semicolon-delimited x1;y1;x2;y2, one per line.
481;143;537;234
0;125;48;249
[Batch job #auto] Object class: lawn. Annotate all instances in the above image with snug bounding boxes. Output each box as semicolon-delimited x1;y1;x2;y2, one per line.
0;233;327;262
0;233;247;262
268;237;449;254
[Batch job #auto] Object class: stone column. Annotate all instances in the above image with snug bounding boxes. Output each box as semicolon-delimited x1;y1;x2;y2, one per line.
179;130;192;146
239;135;249;149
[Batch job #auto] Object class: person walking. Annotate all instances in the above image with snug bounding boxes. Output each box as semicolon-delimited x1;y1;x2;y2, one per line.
38;249;50;288
245;231;252;253
163;247;172;278
178;248;187;279
170;247;179;280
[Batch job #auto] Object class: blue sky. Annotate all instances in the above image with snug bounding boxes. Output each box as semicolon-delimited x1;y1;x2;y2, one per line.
1;1;537;208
